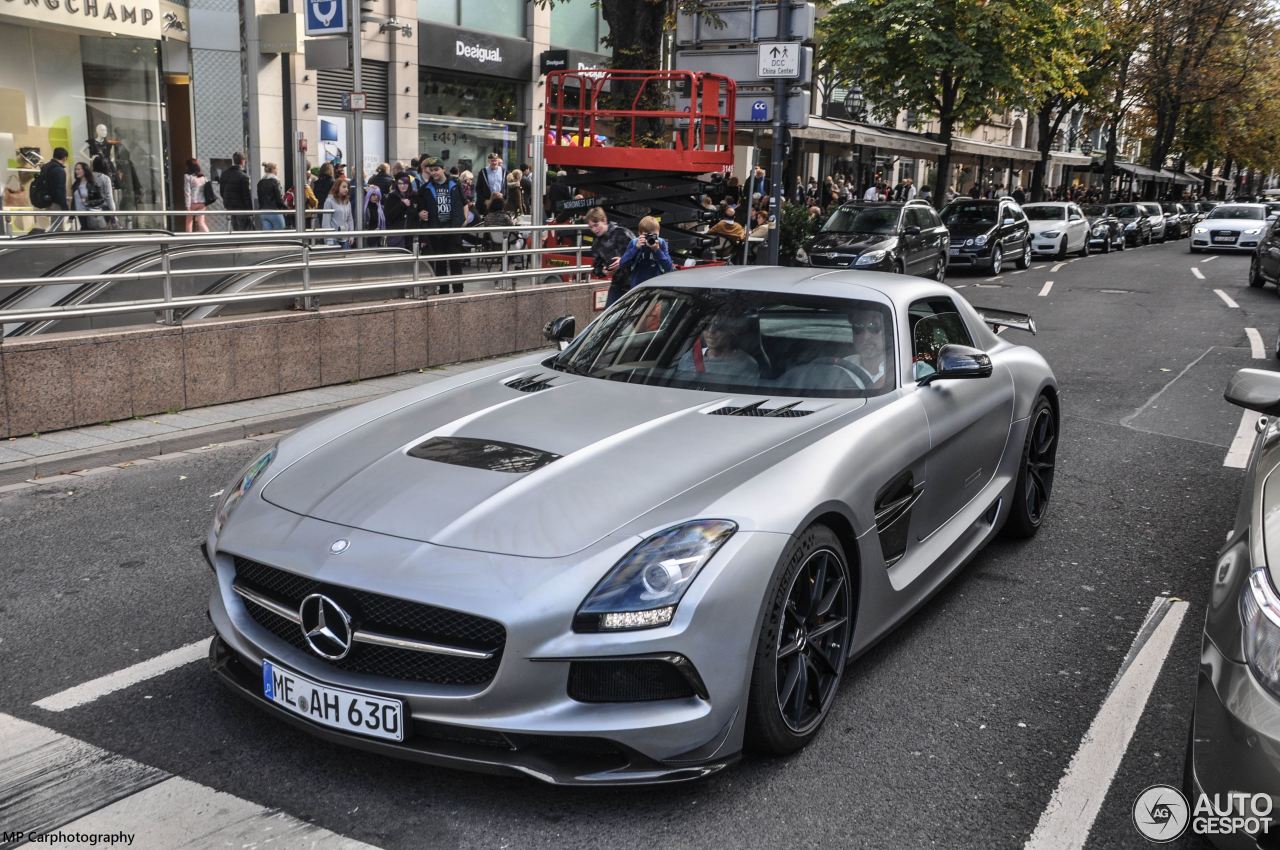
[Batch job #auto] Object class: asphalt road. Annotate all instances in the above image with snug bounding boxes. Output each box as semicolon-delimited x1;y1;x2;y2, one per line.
0;236;1271;850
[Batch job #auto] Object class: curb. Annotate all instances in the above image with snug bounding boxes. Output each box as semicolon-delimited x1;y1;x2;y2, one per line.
0;396;369;487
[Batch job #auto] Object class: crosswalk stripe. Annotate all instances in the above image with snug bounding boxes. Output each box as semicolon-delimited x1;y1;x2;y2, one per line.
33;640;209;713
0;713;381;850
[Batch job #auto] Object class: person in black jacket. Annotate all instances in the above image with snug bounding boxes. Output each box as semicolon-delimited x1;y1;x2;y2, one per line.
256;163;286;230
546;170;574;219
383;172;417;249
40;147;70;229
414;157;468;293
219;152;254;231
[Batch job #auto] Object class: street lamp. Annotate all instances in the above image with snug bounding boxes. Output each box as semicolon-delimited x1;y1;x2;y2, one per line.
1081;139;1093;157
844;86;867;123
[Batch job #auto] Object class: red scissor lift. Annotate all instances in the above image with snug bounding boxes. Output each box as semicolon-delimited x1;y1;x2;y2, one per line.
544;69;736;262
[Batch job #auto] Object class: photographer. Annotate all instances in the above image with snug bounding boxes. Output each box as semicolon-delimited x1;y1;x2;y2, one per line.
613;216;674;303
586;207;636;306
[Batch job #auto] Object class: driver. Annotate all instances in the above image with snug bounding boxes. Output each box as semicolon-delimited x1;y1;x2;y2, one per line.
675;314;760;381
843;307;890;389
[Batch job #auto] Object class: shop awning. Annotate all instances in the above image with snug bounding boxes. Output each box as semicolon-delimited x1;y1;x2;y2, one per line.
850;123;946;158
1050;150;1093;166
788;117;855;145
1191;170;1227;186
1161;170;1200;186
1112;161;1167;181
949;137;1041;163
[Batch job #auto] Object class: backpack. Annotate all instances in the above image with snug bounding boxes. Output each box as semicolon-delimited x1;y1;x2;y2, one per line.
202;178;217;205
84;176;106;210
29;165;52;209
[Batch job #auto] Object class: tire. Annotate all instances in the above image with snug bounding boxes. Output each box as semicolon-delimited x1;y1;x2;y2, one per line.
989;246;1003;275
1189;246;1200;254
1002;395;1057;539
934;253;947;283
1144;231;1152;246
1249;257;1265;288
1079;235;1090;257
894;259;906;275
1117;235;1126;251
1055;237;1068;260
1015;242;1032;270
1101;236;1111;254
745;524;854;756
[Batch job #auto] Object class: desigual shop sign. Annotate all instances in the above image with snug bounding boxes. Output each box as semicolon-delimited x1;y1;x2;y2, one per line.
419;25;533;81
1;0;161;40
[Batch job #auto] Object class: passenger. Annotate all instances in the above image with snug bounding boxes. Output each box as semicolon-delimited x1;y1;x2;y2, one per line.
843;307;890;389
674;314;760;382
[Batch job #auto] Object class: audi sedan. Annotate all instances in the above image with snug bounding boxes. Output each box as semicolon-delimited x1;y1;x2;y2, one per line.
205;268;1059;785
1191;203;1273;253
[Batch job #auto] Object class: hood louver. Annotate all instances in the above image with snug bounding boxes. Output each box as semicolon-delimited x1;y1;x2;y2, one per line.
505;373;556;393
707;401;813;418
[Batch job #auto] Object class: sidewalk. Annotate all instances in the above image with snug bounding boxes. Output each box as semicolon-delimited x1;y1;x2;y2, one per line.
0;351;540;487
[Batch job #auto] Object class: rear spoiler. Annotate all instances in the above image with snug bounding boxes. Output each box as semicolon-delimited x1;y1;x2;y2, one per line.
976;307;1036;335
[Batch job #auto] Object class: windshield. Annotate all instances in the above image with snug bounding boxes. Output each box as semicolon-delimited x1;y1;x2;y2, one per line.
546;287;897;398
1207;206;1265;220
1082;205;1107;217
1161;204;1181;214
941;201;997;227
1108;205;1142;218
821;206;900;235
1024;206;1066;221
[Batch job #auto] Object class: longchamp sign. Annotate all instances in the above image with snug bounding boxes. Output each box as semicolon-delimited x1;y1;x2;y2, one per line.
1;0;161;40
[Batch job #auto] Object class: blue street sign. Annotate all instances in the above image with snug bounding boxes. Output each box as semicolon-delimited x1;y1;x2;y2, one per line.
751;100;768;121
304;0;346;35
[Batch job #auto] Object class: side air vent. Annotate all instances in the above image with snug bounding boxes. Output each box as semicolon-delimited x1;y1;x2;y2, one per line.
505;373;556;393
707;401;814;417
408;436;561;473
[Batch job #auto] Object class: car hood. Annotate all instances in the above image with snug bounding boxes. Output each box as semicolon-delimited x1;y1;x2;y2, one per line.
1026;220;1067;234
1113;214;1143;225
945;222;996;239
262;371;861;558
1201;219;1264;232
806;232;894;253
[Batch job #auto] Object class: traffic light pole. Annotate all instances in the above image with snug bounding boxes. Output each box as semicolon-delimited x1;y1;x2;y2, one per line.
766;1;791;265
350;3;364;235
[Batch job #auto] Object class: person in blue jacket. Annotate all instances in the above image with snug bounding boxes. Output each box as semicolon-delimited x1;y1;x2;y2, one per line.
612;215;674;304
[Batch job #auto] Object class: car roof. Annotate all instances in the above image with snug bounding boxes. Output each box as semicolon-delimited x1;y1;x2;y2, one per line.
1021;201;1068;207
634;265;955;307
838;201;907;209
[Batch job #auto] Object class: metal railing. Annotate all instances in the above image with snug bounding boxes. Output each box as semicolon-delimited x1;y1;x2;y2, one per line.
0;207;337;237
0;216;590;332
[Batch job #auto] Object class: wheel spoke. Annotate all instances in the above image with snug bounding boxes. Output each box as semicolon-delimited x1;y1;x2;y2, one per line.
815;573;846;617
778;636;803;659
811;643;841;676
790;654;810;719
779;654;802;708
784;599;801;627
808;554;829;614
808;616;847;642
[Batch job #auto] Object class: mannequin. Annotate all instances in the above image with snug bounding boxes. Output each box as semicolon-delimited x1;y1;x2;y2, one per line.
84;124;115;164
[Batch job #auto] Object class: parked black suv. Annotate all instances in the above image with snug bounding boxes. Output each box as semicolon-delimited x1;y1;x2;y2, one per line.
799;200;949;281
1105;203;1153;246
938;197;1032;274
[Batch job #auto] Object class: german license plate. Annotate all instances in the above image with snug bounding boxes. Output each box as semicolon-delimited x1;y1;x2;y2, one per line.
263;660;404;742
1213;235;1234;243
949;248;960;256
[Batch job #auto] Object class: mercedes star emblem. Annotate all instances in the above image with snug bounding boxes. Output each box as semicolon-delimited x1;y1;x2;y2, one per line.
298;593;354;660
329;539;350;554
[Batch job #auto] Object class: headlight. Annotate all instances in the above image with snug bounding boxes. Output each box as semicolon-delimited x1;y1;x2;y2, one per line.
795;245;808;263
1245;228;1262;235
574;520;737;632
1125;221;1137;230
1042;231;1061;239
964;238;974;247
1241;568;1280;698
854;250;887;266
1092;225;1107;236
974;234;988;247
1193;226;1207;234
213;447;276;537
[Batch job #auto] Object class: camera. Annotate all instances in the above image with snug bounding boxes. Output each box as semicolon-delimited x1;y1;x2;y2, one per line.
645;233;658;246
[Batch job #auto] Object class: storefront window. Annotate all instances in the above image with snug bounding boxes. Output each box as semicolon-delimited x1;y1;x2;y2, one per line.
420;75;519;122
80;35;165;212
419;0;458;25
420;0;525;38
417;123;518;176
551;0;609;53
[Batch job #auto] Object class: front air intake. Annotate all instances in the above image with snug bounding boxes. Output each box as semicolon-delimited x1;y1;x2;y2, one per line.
505;373;556;393
567;656;707;702
707;401;813;417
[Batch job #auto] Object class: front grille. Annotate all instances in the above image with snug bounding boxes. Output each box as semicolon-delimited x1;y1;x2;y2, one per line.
568;659;699;702
1211;230;1239;242
807;253;849;268
234;557;505;686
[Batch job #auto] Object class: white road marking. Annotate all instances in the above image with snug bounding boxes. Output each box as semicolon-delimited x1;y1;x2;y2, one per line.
1013;269;1027;275
1191;267;1205;280
1051;262;1065;272
1247;327;1266;360
1038;280;1054;297
1;712;379;849
33;639;209;712
984;275;1001;282
1214;288;1239;309
1201;256;1217;263
953;284;968;288
1023;597;1188;850
1226;411;1259;468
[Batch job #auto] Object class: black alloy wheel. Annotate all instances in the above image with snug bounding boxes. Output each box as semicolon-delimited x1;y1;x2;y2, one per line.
1003;396;1057;539
1016;242;1032;269
1250;256;1265;288
1080;235;1090;257
989;245;1003;275
1055;237;1068;260
895;259;906;274
746;525;853;754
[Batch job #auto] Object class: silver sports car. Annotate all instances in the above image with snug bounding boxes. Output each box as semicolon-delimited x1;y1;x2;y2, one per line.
205;267;1059;785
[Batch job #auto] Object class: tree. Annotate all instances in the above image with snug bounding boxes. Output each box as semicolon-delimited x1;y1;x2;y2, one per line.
821;0;1088;206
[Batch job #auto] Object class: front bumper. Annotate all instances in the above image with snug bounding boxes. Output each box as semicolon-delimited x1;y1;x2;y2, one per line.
947;245;993;267
206;504;791;785
1189;634;1280;848
1030;236;1063;255
1192;235;1260;251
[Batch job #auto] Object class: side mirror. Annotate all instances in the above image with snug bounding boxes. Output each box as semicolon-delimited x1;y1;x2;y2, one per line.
902;225;921;236
1225;368;1280;415
543;314;576;350
919;344;993;385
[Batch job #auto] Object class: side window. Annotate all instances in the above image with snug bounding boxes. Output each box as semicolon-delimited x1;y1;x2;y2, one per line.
909;298;975;381
906;208;926;229
1068;205;1083;221
927;208;943;228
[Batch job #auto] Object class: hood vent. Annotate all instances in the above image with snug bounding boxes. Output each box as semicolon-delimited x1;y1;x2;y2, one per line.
408;436;561;474
505;373;556;393
707;401;814;418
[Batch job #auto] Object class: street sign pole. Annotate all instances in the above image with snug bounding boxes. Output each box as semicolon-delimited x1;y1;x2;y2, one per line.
350;9;364;237
767;2;791;265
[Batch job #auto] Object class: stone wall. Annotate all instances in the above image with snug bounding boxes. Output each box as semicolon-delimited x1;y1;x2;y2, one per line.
0;283;600;439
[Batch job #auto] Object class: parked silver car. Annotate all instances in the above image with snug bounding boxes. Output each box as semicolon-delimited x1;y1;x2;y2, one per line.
205;268;1059;785
1140;201;1169;242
